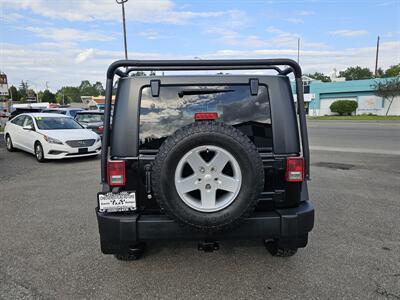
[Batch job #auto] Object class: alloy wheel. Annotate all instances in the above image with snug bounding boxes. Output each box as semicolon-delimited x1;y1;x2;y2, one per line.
35;144;43;161
174;145;242;212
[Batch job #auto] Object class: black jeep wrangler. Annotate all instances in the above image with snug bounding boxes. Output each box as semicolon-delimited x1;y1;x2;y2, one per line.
96;59;314;260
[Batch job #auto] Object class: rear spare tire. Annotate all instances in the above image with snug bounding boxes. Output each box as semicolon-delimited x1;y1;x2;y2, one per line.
151;121;264;232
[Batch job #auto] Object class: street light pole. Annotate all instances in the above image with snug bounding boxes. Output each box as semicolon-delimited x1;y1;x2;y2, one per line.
116;0;129;61
374;35;380;77
297;37;300;64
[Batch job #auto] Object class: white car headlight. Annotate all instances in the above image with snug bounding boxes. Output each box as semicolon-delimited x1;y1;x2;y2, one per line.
96;136;101;143
44;135;63;145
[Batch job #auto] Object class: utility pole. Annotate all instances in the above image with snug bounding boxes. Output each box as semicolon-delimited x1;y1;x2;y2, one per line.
9;86;13;112
116;0;129;61
297;37;300;64
374;36;380;77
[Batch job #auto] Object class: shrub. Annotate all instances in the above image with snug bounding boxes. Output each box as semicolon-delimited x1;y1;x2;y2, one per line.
330;100;358;115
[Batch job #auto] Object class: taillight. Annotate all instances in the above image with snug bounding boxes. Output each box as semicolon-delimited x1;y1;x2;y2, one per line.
96;126;104;133
107;160;126;186
194;112;218;121
286;157;304;182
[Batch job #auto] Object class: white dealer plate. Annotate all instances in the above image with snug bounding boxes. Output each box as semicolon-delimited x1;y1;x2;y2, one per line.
98;192;136;212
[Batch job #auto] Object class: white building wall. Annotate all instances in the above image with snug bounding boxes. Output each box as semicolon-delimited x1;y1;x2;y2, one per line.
357;95;400;116
383;95;400;115
318;96;400;116
319;97;357;116
357;95;384;115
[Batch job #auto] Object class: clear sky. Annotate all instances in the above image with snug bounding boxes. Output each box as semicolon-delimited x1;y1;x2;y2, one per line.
1;0;399;91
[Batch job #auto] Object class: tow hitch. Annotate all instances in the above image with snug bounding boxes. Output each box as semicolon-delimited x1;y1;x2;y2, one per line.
198;240;219;252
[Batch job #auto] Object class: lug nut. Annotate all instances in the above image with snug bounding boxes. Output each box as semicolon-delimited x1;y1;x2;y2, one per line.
199;167;205;173
205;184;211;190
210;167;216;172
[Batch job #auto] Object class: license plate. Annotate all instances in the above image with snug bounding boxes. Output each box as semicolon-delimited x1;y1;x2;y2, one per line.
79;148;88;153
98;192;136;212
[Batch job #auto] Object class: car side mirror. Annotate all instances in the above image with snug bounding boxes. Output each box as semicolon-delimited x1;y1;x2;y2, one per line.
23;125;33;131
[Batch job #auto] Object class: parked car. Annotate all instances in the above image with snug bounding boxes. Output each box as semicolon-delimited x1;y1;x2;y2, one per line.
41;107;84;118
4;113;101;162
96;58;314;261
9;108;43;119
74;111;105;136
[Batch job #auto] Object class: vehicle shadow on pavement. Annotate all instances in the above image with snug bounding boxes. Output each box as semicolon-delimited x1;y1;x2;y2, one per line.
140;239;269;258
50;155;100;164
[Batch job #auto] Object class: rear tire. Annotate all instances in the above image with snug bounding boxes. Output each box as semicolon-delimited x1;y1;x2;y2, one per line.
5;134;15;152
35;142;46;163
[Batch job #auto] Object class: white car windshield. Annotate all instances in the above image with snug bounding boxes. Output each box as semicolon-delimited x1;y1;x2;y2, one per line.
35;117;83;130
75;114;104;123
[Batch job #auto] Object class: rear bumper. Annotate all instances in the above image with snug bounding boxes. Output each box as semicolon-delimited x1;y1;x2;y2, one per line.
96;201;314;254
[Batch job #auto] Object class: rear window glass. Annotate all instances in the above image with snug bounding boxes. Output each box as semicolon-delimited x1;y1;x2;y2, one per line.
69;110;83;117
75;113;104;123
42;109;66;115
139;84;272;149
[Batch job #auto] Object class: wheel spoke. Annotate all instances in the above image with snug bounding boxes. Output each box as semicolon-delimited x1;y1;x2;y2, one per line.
176;175;198;193
218;174;239;192
186;151;205;173
209;150;230;171
201;189;216;209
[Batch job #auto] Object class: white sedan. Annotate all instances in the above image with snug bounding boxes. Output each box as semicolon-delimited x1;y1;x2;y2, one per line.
4;113;101;162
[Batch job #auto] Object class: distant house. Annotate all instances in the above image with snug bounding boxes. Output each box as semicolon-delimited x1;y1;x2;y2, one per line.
293;77;400;116
81;95;116;110
0;72;9;112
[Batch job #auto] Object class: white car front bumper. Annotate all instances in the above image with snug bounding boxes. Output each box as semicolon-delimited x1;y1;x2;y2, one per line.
43;140;101;159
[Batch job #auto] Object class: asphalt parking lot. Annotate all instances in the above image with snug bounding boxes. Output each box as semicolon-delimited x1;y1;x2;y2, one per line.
0;121;399;299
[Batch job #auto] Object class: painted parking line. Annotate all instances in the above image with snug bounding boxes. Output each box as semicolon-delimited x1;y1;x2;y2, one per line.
310;145;400;156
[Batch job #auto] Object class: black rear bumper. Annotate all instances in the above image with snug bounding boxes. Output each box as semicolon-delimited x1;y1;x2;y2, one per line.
96;201;314;254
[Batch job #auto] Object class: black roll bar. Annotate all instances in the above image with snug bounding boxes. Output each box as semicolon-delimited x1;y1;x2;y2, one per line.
101;59;310;185
122;65;285;76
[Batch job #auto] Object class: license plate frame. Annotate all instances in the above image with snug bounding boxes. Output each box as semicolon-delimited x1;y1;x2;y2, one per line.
97;191;136;212
78;148;88;154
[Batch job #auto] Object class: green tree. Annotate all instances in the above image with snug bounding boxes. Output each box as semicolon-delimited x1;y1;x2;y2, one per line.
375;68;384;78
79;80;99;96
305;72;331;82
374;77;400;115
56;86;80;103
18;80;29;99
55;92;66;104
330;100;358;115
383;64;400;78
339;66;373;81
93;81;105;96
37;91;44;102
41;89;56;103
8;85;21;101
